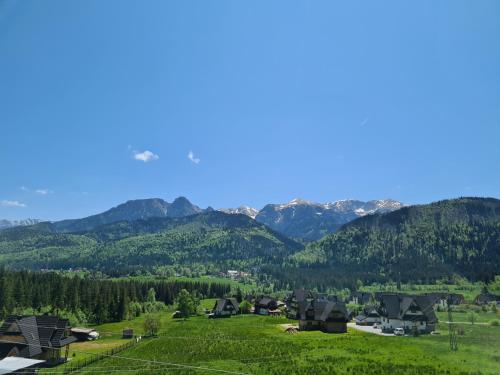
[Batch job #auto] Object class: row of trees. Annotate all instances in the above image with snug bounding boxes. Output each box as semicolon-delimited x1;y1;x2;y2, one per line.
0;268;231;324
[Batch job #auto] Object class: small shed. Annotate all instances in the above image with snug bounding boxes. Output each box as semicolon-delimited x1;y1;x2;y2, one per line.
70;328;99;341
122;328;134;339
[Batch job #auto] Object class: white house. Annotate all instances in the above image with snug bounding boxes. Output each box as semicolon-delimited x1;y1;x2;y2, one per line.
378;294;437;334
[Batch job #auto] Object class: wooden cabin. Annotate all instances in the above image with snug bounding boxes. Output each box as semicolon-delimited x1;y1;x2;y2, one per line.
254;296;278;315
210;298;239;318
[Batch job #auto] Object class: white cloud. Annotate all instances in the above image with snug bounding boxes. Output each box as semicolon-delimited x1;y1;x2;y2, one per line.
35;189;53;195
133;150;159;162
1;200;26;208
188;151;200;164
20;186;29;192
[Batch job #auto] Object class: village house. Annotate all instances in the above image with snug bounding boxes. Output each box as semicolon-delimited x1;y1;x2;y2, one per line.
210;298;239;318
286;289;348;333
354;305;381;326
0;315;76;366
348;292;373;305
378;294;437;334
254;296;278;315
474;293;500;306
425;293;466;309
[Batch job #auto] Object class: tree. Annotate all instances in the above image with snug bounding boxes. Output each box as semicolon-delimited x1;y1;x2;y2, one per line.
235;288;243;303
143;314;161;336
176;289;193;318
239;300;252;314
468;312;477;325
147;288;156;304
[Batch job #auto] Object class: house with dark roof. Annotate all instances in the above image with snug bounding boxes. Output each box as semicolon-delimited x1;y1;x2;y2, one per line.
425;293;466;309
354;305;381;326
0;315;76;366
474;293;500;306
210;298;239;318
348;292;373;305
286;289;348;333
254;296;278;315
378;294;437;334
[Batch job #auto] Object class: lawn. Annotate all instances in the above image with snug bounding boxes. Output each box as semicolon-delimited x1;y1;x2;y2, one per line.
62;309;500;374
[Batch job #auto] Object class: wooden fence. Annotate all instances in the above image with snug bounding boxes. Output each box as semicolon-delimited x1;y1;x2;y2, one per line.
62;339;138;374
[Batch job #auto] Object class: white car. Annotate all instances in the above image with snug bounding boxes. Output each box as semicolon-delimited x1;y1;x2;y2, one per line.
394;328;405;336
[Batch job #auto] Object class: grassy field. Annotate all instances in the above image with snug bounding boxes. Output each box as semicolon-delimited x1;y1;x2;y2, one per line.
43;304;500;375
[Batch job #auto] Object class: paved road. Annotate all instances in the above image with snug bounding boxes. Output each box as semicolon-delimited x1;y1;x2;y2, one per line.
347;322;394;336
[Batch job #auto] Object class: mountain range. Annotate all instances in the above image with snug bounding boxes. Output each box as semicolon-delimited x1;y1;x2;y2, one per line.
1;197;403;241
1;196;498;284
253;198;403;241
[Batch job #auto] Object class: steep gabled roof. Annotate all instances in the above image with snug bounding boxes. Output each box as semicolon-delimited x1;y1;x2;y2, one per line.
379;294;437;323
214;298;239;313
0;315;76;357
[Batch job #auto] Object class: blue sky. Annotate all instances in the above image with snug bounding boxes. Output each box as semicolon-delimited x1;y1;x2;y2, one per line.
1;0;499;220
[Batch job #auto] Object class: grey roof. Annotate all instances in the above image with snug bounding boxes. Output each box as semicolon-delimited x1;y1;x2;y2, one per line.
214;298;239;313
379;294;437;323
256;296;277;307
0;357;45;375
0;315;76;359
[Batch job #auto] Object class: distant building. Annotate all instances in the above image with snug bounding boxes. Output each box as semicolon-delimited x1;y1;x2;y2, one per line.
348;292;373;305
122;329;134;339
425;293;465;308
474;293;500;306
211;298;239;318
70;328;99;342
378;294;437;334
0;315;76;366
254;296;278;315
354;306;381;326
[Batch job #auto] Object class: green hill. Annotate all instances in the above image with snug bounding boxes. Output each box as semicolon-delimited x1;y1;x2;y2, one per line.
0;211;303;275
290;197;500;283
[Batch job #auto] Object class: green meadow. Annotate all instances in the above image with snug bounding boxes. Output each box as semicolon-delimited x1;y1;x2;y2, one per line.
46;300;500;375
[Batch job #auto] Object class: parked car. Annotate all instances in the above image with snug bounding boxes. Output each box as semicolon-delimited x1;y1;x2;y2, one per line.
394;328;404;336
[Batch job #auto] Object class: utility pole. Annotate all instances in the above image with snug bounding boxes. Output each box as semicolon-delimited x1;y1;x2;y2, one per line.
447;297;458;351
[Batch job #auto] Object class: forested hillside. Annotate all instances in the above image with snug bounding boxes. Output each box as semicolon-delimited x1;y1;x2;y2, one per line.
0;211;303;275
290;198;500;284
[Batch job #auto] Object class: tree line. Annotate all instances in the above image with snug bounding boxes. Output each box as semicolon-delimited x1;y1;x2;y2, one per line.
0;268;231;324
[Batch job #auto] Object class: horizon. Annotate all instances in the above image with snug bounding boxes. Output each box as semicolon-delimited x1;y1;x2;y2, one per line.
1;0;499;221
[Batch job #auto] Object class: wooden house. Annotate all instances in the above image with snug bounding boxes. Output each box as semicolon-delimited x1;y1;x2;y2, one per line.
210;298;239;318
378;294;437;334
0;315;76;366
254;296;278;315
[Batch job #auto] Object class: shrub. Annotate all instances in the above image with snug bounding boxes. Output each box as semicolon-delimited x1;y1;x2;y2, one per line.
239;300;252;314
489;319;499;326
